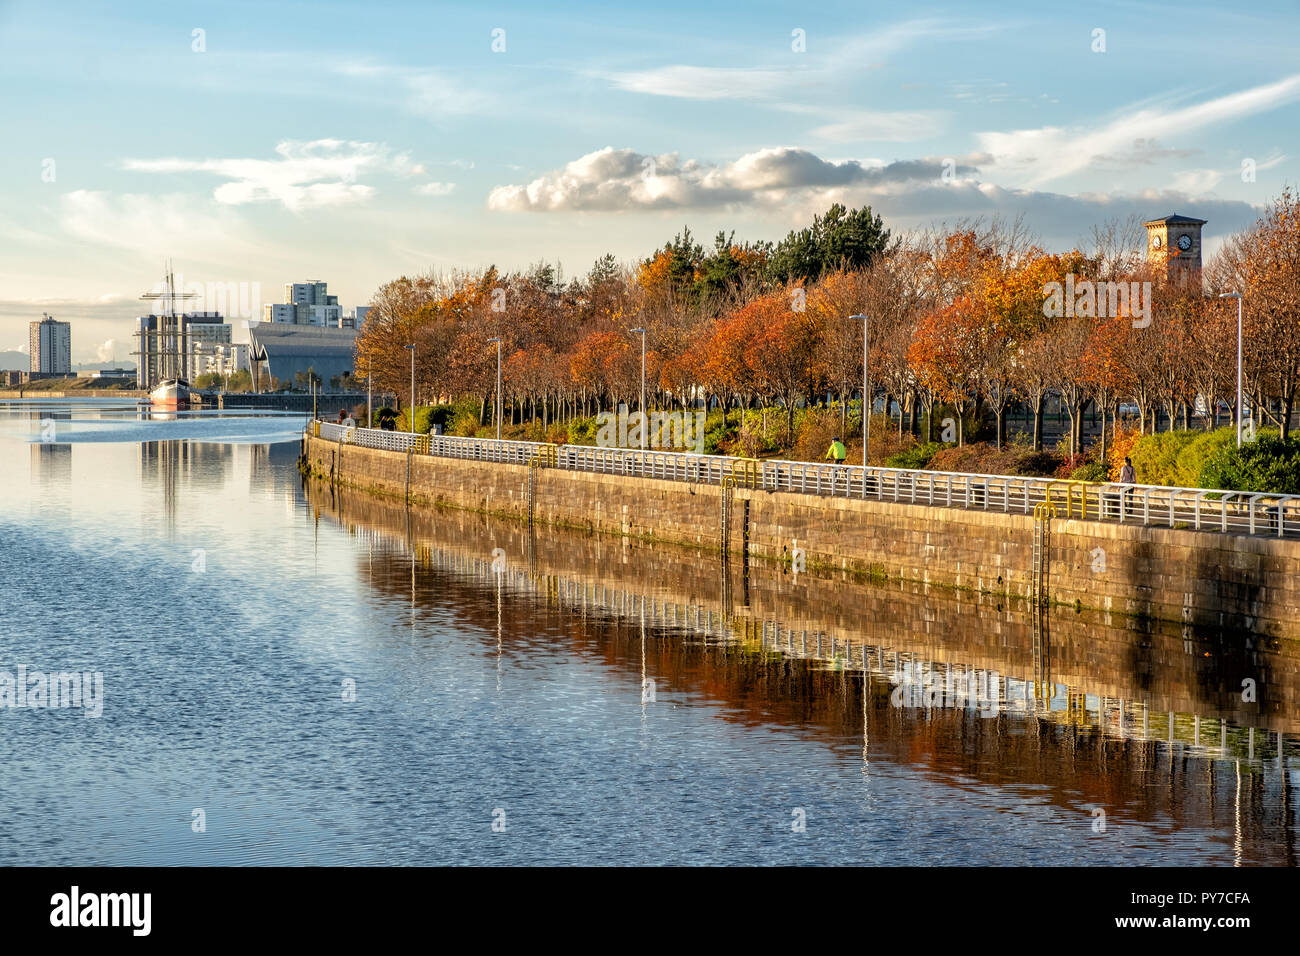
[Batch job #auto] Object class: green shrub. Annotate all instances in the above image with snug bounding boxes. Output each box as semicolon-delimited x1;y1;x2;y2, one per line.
734;409;782;458
1069;460;1109;482
447;398;484;436
1175;428;1238;487
886;441;949;470
1128;429;1199;485
567;416;598;445
397;405;432;433
1199;431;1300;494
702;410;733;455
422;401;471;434
1125;426;1238;486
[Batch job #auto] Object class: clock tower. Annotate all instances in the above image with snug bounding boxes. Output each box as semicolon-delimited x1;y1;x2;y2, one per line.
1144;213;1206;285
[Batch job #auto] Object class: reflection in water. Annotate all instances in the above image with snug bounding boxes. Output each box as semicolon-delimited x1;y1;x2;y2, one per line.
3;398;1296;865
309;477;1300;866
30;441;72;484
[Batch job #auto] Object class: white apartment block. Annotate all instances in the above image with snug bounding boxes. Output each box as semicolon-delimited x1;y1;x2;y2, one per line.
264;280;364;329
194;342;250;378
29;314;71;375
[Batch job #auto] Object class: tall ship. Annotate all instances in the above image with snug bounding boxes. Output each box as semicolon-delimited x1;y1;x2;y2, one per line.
134;261;202;407
149;378;191;410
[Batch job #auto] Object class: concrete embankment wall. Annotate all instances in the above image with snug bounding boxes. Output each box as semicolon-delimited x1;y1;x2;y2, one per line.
302;434;1300;639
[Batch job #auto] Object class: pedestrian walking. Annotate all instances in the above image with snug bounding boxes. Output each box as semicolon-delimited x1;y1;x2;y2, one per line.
1119;456;1136;512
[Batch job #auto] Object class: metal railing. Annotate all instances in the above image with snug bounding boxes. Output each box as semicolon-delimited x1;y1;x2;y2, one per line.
312;421;1300;539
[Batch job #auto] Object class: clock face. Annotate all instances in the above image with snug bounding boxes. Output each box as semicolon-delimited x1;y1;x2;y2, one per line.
1177;234;1193;251
1152;235;1162;248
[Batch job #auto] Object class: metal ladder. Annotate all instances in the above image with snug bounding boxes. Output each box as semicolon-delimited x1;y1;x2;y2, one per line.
720;476;736;554
1031;502;1054;607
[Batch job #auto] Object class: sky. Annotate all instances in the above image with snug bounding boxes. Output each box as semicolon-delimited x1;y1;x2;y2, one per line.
1;0;1297;362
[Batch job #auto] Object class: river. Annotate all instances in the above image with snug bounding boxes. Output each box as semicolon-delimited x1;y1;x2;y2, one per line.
1;398;1296;865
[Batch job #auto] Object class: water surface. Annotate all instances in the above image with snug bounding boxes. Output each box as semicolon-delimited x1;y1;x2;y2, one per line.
1;399;1296;865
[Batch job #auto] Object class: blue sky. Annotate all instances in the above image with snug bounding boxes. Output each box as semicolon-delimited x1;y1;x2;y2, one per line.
1;0;1298;361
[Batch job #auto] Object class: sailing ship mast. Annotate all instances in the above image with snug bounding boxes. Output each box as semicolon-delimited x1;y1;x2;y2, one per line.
134;260;199;385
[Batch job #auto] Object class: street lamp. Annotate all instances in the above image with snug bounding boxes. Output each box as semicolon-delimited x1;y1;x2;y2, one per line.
850;314;869;466
630;327;647;449
487;337;502;440
404;343;415;432
366;355;372;428
1218;292;1244;447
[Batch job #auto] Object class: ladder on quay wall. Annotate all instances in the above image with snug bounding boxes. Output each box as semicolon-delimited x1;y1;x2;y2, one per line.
720;476;736;554
1031;502;1054;607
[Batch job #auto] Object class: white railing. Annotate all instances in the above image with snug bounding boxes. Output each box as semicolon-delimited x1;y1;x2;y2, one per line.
312;421;1300;539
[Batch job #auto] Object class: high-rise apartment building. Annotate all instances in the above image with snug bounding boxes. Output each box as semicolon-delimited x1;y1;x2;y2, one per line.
29;314;71;376
265;280;344;327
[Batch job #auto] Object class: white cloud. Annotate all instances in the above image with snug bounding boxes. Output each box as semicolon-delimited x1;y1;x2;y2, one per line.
124;139;417;212
415;182;456;197
94;338;121;363
487;146;972;212
979;74;1300;186
333;62;492;119
484;144;1265;262
60;190;241;253
602;20;995;103
1169;168;1223;195
606;65;796;100
803;109;948;143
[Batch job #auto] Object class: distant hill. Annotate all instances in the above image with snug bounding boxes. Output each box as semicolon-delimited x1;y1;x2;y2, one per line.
73;361;135;371
0;353;138;372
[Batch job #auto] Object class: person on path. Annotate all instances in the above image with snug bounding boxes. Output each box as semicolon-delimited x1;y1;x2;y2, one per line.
825;437;847;465
1119;456;1136;512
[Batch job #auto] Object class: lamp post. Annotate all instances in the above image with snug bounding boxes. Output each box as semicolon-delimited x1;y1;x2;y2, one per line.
404;343;415;432
850;314;869;466
1218;292;1244;447
487;337;502;440
366;356;372;428
630;327;647;449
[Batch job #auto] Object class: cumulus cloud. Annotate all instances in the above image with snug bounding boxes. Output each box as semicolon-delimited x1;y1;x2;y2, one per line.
124;139;417;212
94;338;120;363
487;146;976;212
485;142;1265;263
415;181;456;197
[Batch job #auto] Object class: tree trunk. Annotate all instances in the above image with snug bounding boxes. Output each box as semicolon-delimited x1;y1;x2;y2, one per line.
1032;393;1045;452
